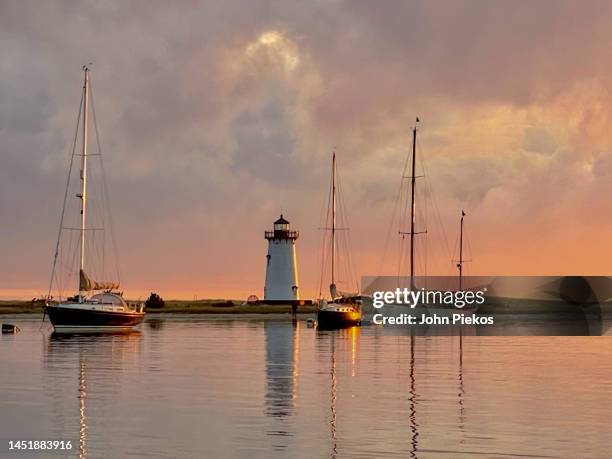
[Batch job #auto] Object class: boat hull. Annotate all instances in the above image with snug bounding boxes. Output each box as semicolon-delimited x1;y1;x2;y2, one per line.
45;305;144;332
317;309;362;329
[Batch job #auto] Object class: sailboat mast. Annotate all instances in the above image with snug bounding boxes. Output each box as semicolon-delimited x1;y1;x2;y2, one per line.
409;122;417;290
331;152;336;288
79;67;89;300
458;211;465;291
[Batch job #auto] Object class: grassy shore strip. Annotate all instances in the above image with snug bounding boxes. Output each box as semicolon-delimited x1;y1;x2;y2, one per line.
0;300;317;315
0;300;44;314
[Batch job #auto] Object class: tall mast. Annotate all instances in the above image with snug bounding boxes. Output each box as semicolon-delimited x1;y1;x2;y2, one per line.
458;210;465;291
331;152;336;290
409;120;418;290
79;66;89;301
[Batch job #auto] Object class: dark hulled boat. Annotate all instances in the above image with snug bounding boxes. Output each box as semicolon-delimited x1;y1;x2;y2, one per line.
317;298;362;329
316;153;362;329
46;292;144;333
44;67;145;332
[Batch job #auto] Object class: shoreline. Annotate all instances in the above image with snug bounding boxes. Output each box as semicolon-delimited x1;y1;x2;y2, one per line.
0;300;317;315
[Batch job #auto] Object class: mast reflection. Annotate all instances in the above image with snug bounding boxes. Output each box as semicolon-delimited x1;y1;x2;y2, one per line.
314;326;360;458
329;333;338;459
44;331;142;458
408;333;419;458
458;330;466;444
78;356;87;458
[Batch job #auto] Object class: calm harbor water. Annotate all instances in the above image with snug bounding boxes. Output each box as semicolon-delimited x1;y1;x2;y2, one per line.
2;315;612;458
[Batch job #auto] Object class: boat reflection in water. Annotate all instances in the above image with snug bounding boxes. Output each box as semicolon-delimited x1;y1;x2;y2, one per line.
43;331;142;458
315;326;360;458
315;324;477;459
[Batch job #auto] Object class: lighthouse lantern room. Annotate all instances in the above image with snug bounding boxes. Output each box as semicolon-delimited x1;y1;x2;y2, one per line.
264;214;300;302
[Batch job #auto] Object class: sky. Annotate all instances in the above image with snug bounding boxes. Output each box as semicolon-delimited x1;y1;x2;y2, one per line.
3;0;612;300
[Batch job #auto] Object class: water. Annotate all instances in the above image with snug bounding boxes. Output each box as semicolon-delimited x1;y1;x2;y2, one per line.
2;315;612;459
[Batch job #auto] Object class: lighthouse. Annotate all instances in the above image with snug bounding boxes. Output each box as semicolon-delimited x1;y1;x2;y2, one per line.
264;214;300;302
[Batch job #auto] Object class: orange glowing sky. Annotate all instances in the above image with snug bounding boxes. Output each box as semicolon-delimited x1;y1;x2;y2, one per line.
3;1;612;300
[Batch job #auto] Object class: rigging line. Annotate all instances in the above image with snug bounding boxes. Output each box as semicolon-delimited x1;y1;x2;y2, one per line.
68;220;80;284
396;198;408;287
381;146;412;278
423;213;428;282
418;135;453;270
397;234;405;285
323;158;334;296
90;81;121;284
318;158;334;298
379;146;411;280
464;220;474;275
102;215;106;280
397;178;408;283
64;226;79;299
91;228;103;280
58;234;66;300
88;179;107;281
451;231;460;274
47;89;84;301
340;167;355;290
343;209;358;292
337;169;357;293
317;162;332;298
316;185;326;299
335;168;348;284
319;164;329;298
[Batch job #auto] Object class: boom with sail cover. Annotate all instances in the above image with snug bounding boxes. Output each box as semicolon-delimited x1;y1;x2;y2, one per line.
79;270;119;292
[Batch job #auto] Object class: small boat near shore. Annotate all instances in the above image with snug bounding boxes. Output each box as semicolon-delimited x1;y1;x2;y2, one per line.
44;67;144;333
317;295;362;329
2;324;20;334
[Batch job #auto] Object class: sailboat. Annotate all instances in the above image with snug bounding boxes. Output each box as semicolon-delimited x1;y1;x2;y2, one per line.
376;119;477;319
424;209;479;316
373;119;429;318
44;67;145;332
316;153;362;329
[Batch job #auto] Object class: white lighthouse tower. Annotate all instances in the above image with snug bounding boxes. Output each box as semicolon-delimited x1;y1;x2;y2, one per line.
264;214;300;302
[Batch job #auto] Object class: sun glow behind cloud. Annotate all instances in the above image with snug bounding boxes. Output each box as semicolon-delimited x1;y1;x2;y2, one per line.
242;30;300;73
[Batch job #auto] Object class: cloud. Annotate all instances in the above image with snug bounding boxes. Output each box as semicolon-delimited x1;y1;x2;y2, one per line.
3;1;612;298
523;127;557;154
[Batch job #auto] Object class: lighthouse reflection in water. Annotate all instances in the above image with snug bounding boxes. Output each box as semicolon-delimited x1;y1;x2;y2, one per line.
264;320;299;450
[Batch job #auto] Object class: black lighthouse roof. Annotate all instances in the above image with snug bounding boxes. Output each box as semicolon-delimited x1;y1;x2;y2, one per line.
274;214;290;225
266;214;299;240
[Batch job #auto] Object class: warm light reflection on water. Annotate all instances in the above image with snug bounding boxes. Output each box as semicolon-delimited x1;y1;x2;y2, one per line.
1;316;612;458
